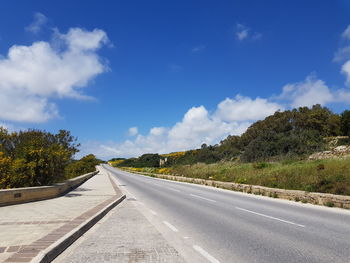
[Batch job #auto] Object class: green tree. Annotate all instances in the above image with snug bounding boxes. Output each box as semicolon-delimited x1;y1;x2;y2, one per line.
341;110;350;136
65;154;103;179
0;128;81;188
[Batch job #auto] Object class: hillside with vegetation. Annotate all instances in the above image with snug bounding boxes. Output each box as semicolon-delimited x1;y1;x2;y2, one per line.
0;128;103;189
110;105;350;196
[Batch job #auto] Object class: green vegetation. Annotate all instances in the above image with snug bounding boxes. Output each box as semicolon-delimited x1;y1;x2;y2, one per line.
325;201;335;207
341;110;350;136
125;158;350;196
65;154;104;179
117;153;161;168
110;105;350;196
0;128;102;189
114;105;343;167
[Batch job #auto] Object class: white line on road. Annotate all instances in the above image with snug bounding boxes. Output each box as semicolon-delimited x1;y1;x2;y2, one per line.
167;187;181;192
190;194;216;203
150;210;157;215
163;221;179;232
235;206;305;227
193;245;220;263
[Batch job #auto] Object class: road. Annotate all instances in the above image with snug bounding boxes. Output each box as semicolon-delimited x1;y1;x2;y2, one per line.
103;164;350;263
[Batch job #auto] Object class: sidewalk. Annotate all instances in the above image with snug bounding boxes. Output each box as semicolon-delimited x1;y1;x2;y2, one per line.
0;167;123;263
53;199;185;263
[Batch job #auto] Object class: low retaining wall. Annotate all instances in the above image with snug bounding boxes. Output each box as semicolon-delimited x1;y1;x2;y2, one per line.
128;170;350;209
0;171;98;206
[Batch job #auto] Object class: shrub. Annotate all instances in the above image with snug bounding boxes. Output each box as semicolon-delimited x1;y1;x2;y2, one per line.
0;129;79;188
253;162;269;169
65;154;103;179
325;201;335;207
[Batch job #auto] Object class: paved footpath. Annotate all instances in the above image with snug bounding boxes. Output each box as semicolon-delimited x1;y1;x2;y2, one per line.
53;198;185;263
53;166;185;263
0;167;123;263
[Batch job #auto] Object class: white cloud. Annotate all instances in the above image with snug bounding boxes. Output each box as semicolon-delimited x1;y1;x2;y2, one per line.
342;25;350;39
215;95;282;122
334;25;350;62
342;60;350;86
150;127;166;136
191;45;206;53
236;24;249;40
128;127;138;136
82;95;280;159
278;76;334;108
0;27;109;123
25;12;48;34
333;46;350;62
236;24;261;41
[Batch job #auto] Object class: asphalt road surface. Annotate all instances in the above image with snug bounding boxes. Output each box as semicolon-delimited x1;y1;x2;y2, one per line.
103;164;350;263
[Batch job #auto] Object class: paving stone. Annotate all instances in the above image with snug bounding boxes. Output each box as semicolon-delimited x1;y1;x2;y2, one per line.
0;169;120;263
53;201;185;263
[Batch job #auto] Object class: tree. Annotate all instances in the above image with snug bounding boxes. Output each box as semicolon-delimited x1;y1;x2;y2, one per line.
65;154;103;179
0;128;81;188
341;110;350;136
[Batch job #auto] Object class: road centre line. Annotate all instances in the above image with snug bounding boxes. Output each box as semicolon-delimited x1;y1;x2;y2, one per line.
193;245;220;263
167;187;181;192
150;210;157;215
235;206;306;227
163;221;179;232
190;194;216;203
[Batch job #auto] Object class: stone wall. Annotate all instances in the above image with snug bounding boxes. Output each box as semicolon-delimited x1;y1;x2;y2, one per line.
309;145;350;160
0;171;98;206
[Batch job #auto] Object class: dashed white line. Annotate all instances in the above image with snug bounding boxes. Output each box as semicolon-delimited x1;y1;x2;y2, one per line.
190;194;216;203
193;245;220;263
150;210;157;215
167;187;181;192
163;221;179;232
183;236;190;239
235;206;306;227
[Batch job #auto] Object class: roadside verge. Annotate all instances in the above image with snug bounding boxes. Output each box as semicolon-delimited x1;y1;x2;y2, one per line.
120;168;350;209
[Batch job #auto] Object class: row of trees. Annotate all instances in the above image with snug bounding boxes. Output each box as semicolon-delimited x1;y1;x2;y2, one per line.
113;105;350;167
0;128;102;189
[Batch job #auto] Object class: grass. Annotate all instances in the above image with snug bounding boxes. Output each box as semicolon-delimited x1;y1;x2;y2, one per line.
120;158;350;196
170;158;350;196
325;201;335;207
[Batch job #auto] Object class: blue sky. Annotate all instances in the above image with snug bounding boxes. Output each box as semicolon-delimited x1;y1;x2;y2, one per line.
1;0;350;159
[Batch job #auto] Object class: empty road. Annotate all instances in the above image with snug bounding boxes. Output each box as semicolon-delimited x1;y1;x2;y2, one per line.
103;164;350;263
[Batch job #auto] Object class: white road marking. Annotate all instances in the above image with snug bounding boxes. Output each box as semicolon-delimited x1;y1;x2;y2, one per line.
190;194;216;203
150;210;157;215
167;187;181;192
183;236;189;239
163;221;179;232
235;206;305;227
193;245;220;263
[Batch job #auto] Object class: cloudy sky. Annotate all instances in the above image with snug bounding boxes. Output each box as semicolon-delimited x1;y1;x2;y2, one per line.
1;0;350;159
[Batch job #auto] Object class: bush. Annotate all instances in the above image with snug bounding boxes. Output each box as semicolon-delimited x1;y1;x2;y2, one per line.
65;154;103;179
0;128;83;188
253;162;269;169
